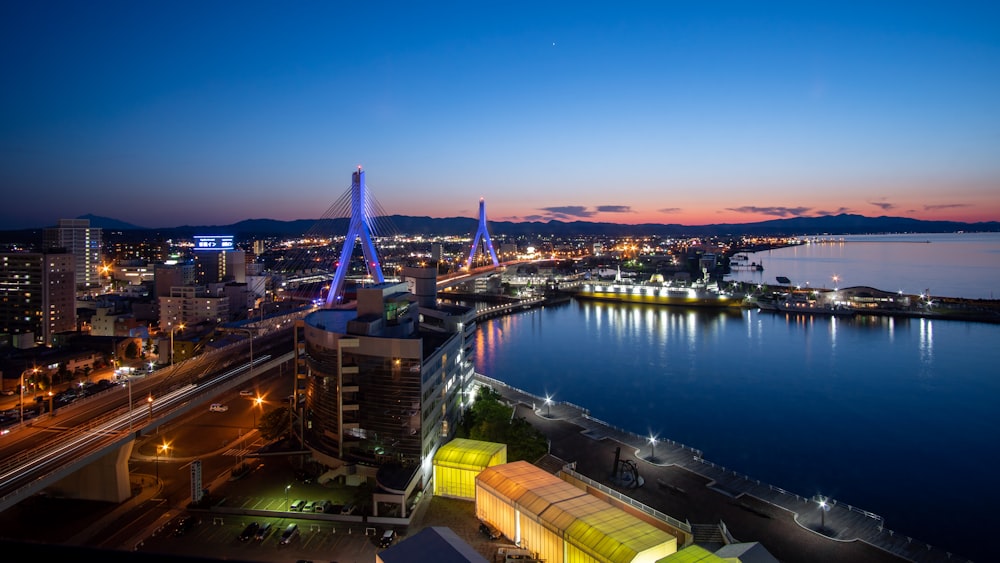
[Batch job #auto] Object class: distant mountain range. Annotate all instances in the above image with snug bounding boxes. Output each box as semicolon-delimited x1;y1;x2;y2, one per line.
5;213;999;240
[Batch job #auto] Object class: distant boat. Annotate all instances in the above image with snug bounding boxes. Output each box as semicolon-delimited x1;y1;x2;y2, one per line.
775;292;854;317
572;281;743;308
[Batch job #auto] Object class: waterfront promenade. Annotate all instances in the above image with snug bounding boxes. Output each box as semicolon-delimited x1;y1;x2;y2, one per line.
474;373;971;563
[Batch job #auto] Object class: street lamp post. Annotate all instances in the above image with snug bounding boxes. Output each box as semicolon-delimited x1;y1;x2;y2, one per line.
285;484;291;511
252;396;263;429
544;395;553;417
648;435;658;462
170;323;186;366
234;328;254;381
20;367;38;424
156;442;170;482
816;494;830;530
127;377;133;432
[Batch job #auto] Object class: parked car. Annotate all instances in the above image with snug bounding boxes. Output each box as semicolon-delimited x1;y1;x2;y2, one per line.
279;523;299;545
340;502;357;515
238;521;259;541
302;500;316;512
239;389;254;397
209;403;228;412
288;499;305;511
315;500;332;513
254;522;272;541
378;528;396;547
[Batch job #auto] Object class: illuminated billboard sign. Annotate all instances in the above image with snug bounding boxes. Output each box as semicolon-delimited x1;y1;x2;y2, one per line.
193;235;234;251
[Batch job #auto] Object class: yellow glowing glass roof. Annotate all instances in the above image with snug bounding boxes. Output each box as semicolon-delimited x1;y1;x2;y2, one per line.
433;438;507;470
656;545;727;562
477;461;675;563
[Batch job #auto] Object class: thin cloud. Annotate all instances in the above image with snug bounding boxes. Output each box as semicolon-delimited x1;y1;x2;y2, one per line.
924;203;970;211
596;205;633;214
868;201;896;211
538;206;595;218
726;206;812;217
815;207;852;215
657;207;682;214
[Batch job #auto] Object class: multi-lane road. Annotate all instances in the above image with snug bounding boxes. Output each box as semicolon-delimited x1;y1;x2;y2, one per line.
0;328;294;512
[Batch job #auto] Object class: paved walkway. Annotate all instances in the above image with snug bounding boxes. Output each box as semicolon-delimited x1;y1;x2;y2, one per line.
474;374;971;563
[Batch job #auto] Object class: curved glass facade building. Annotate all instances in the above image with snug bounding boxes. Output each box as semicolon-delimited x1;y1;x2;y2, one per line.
293;267;476;499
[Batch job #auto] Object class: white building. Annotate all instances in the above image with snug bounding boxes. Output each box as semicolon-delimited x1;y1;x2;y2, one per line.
43;218;102;291
158;285;230;328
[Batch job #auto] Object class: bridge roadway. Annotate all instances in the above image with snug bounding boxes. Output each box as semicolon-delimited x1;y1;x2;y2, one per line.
436;261;531;290
0;334;293;514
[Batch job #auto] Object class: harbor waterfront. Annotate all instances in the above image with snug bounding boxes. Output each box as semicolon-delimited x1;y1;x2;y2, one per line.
725;232;1000;301
473;297;999;562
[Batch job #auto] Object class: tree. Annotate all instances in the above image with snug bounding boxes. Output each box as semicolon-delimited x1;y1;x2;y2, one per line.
458;386;549;463
125;340;140;359
258;406;292;441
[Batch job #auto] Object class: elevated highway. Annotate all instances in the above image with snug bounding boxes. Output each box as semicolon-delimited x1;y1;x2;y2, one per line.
0;333;293;514
436;260;530;291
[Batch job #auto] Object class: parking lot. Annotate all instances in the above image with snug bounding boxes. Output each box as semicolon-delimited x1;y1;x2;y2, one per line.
131;456;510;563
139;513;379;562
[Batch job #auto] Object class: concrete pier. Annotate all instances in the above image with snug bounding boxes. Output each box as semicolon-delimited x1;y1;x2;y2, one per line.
474;373;969;563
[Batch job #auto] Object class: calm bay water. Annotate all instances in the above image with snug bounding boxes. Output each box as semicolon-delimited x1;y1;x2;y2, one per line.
473;233;1000;561
725;232;1000;300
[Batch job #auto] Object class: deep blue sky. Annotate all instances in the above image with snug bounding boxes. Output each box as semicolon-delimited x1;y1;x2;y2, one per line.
2;1;998;229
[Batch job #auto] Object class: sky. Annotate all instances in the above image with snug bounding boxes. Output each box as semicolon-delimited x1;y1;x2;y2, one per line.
1;1;998;230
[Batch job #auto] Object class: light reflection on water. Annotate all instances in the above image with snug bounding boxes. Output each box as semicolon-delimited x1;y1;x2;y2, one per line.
726;232;1000;300
474;298;1000;561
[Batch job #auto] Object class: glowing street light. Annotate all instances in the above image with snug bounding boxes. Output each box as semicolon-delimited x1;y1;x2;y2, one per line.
147;395;154;419
816;494;831;530
648;434;659;462
156;441;170;481
252;395;263;429
544;395;553;417
170;323;186;366
19;367;39;424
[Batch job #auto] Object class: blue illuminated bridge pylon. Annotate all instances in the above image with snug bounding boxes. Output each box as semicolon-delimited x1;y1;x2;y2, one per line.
466;197;500;269
325;167;385;307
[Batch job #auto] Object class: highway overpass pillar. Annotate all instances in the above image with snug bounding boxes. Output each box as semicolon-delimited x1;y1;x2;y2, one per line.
47;439;135;503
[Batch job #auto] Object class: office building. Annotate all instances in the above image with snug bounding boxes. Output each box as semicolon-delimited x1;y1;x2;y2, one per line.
43;219;102;291
0;252;76;347
292;266;476;514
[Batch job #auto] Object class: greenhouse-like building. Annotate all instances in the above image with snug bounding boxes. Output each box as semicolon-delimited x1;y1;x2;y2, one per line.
475;461;677;563
433;438;508;500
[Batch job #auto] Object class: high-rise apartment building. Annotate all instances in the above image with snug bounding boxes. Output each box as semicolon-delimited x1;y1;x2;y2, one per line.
154;262;195;298
194;249;246;285
158;285;230;329
43;219;102;291
0;251;76;347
